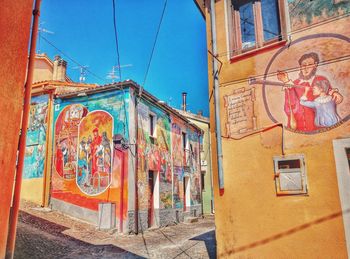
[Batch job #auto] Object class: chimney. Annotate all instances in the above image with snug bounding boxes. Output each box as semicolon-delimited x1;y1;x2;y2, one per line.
182;92;187;112
197;110;203;116
52;55;67;81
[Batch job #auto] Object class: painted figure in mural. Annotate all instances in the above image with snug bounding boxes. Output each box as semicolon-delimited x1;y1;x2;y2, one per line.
300;79;340;127
101;131;111;173
91;128;102;179
277;52;343;131
55;141;64;176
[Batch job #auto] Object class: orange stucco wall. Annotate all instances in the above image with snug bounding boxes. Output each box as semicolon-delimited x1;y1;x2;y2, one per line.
204;0;349;257
0;0;34;256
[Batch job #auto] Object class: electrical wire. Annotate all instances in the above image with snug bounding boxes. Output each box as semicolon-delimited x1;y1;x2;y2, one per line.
39;35;106;84
112;0;122;81
140;0;168;97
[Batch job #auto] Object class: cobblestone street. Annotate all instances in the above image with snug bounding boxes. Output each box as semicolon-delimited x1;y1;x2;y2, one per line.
14;201;216;259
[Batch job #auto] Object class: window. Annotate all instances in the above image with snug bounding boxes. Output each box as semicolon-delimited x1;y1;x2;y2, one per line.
182;132;187;150
149;114;155;136
273;155;308;196
201;171;206;191
229;0;286;56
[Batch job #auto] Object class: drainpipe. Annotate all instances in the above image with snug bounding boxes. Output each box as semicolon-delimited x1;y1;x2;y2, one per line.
210;0;224;191
134;95;139;234
6;0;42;258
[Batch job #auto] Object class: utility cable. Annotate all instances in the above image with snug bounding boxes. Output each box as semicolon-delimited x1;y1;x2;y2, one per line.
140;0;168;97
40;35;106;84
112;0;122;81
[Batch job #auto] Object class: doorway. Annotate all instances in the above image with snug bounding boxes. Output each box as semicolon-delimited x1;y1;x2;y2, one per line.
148;171;154;228
183;176;190;211
333;138;350;258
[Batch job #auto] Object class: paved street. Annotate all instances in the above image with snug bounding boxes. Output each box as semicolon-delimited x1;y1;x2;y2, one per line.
14;201;216;259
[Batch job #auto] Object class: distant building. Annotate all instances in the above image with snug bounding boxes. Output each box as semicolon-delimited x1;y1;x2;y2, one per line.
176;93;214;215
195;0;350;257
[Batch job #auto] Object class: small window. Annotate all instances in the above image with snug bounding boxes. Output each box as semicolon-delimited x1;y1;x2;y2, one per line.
230;0;284;56
182;132;187;150
149;114;154;136
201;171;205;191
273;155;308;196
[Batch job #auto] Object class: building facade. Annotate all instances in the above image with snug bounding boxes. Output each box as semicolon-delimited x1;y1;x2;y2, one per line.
36;81;203;233
177;108;214;215
196;0;350;257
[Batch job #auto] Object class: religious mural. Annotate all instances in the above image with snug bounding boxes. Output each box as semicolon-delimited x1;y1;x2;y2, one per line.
77;111;113;195
24;95;49;179
247;33;349;135
54;104;88;179
288;0;350;31
51;91;129;224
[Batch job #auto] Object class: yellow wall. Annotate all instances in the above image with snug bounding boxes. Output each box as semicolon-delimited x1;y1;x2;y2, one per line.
21;179;44;205
204;0;350;257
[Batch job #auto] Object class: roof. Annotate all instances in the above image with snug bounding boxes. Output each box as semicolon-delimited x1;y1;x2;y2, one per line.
31;80;97;96
56;80;203;134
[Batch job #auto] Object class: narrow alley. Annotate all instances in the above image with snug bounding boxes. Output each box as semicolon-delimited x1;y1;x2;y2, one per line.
14;201;216;259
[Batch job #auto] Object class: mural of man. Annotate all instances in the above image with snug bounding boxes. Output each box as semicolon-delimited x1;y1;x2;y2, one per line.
277;52;343;131
91;128;102;178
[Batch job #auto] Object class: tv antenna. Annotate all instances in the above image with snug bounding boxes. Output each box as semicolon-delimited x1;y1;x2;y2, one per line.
37;22;54;53
73;65;89;83
106;64;132;82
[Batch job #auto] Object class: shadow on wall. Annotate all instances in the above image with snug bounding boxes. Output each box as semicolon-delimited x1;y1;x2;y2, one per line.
190;230;217;259
14;211;145;259
219;208;350;257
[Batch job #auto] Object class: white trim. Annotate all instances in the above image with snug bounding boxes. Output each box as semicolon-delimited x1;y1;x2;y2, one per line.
333;138;350;258
224;0;231;61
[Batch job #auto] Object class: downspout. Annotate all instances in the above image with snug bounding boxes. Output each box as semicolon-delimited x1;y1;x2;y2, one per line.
119;149;125;233
210;0;224;191
6;0;42;258
134;96;139;234
42;92;54;207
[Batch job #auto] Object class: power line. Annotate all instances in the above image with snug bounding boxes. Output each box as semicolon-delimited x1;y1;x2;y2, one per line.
40;35;106;84
140;0;168;97
112;0;122;81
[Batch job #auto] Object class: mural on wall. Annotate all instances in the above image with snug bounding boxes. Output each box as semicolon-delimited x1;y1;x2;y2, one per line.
54;104;88;179
173;166;184;209
172;122;184;167
51;91;129;223
187;130;201;205
137;101;172;210
77;111;113;195
248;33;349;134
288;0;350;31
24;95;49;179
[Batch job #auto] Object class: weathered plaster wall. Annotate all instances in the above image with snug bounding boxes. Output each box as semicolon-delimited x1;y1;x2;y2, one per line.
0;1;34;255
206;0;350;257
51;90;129;231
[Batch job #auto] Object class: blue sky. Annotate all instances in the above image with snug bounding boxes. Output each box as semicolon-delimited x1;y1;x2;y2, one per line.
39;0;209;116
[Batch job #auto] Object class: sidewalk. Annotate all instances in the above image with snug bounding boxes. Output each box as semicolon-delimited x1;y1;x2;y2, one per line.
15;200;216;259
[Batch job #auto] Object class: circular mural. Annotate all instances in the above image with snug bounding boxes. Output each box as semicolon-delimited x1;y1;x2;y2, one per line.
54;104;88;179
262;33;350;134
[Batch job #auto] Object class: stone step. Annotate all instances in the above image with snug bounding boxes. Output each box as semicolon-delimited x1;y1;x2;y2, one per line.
184;217;199;224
